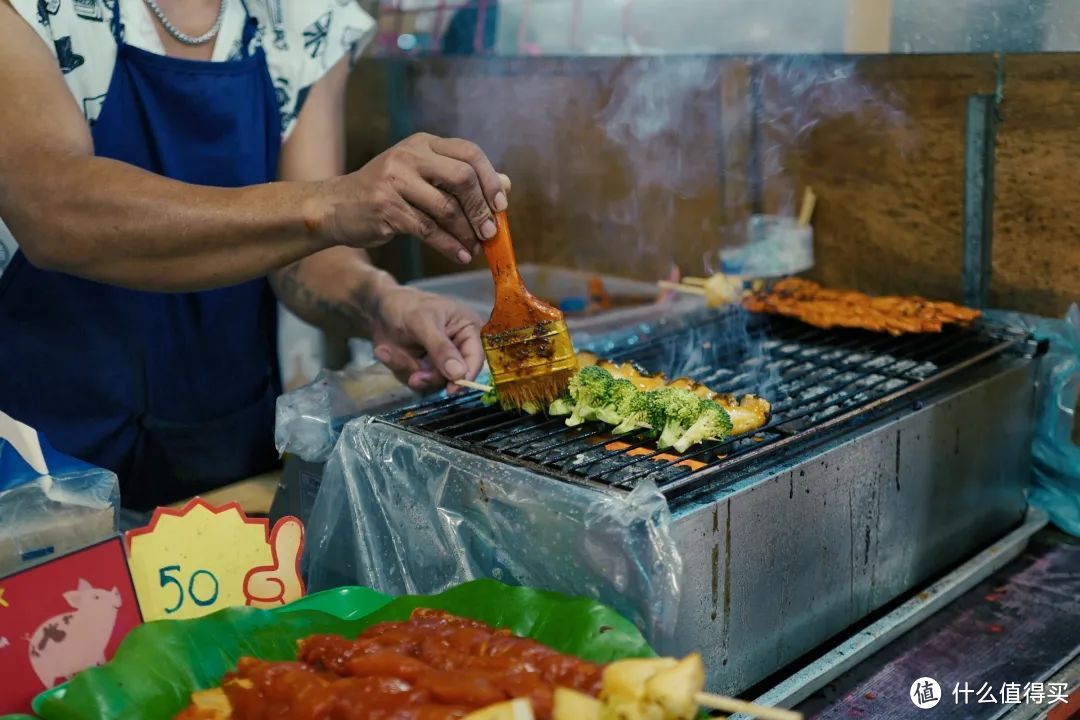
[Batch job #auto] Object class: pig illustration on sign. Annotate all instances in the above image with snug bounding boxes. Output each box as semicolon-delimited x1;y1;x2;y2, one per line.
27;579;122;689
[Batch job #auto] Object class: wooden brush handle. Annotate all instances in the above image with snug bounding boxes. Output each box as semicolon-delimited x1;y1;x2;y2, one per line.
482;211;561;333
483;211;523;298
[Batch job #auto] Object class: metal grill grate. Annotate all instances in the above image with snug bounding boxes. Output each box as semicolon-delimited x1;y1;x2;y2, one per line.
384;309;1032;499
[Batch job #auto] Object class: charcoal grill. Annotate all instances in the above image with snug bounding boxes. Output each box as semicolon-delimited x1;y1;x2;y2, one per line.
376;308;1044;694
388;309;1035;501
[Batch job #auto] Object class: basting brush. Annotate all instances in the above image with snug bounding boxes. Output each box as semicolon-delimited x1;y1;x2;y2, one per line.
480;211;578;411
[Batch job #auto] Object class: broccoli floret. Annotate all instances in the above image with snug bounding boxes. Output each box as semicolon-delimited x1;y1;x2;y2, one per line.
568;366;614;401
480;386;499;407
654;388;705;449
479;387;539;414
595;379;639;425
673;401;733;453
520;400;543;415
548;393;574;416
612;389;667;436
566;366;615;426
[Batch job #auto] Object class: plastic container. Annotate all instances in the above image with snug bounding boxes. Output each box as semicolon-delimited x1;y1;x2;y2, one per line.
407;264;704;340
0;412;120;576
720;215;815;278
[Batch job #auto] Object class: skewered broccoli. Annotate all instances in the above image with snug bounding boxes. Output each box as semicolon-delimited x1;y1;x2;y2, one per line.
548;392;574;416
672;400;733;453
611;389;667;436
595;378;639;425
480;386;541;414
480;365;748;453
651;388;705;449
566;365;615;426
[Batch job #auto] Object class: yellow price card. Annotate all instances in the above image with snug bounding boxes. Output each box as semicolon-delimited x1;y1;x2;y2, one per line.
125;499;305;621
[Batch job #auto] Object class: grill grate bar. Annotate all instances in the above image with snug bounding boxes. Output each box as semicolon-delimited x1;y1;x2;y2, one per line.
589;331;964;485
389;312;1030;498
610;330;994;489
650;337;1025;499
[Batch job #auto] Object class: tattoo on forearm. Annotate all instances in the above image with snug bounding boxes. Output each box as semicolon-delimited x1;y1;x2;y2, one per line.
277;261;382;337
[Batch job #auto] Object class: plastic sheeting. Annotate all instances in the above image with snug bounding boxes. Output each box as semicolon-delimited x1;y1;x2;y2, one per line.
305;416;684;650
989;305;1080;536
275;363;420;463
1026;305;1080;536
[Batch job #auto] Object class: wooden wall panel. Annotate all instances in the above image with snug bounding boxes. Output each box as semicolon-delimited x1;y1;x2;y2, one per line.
759;55;997;302
347;57;754;282
345;54;1078;316
993;55;1080;318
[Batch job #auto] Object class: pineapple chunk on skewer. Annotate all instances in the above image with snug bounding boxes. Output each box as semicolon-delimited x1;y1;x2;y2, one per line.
598;655;704;720
644;655;706;720
465;699;536;720
601;658;680;701
554;688;603;720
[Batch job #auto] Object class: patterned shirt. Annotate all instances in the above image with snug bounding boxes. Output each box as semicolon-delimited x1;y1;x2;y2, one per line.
0;0;374;277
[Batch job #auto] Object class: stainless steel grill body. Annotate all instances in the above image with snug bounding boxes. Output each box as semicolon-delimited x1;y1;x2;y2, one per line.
378;311;1040;693
668;354;1034;693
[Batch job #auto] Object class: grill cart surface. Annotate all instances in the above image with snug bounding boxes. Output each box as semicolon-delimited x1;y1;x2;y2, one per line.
333;309;1042;694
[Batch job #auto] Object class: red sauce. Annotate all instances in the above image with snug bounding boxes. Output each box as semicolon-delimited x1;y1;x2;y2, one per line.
216;609;603;720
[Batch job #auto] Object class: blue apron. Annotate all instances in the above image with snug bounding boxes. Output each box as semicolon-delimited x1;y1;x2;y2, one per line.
0;3;282;510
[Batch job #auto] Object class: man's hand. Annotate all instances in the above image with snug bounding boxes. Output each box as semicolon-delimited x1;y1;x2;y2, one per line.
315;133;511;266
274;58;487;395
371;286;485;393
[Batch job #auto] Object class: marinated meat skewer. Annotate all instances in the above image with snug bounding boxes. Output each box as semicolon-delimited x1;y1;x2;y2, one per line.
743;278;981;336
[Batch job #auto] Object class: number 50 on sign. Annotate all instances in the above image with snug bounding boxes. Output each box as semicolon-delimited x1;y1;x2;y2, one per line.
126;499;304;621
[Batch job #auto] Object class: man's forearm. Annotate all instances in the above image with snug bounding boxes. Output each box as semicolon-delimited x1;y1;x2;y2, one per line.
0;153;335;292
271;247;399;340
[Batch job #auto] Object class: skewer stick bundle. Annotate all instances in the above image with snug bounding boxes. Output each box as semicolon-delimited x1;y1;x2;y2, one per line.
658;276;743;307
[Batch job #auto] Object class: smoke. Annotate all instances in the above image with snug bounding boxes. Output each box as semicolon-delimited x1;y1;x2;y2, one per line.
702;56;911;276
407;51;907;283
591;56;725;266
587;54;910;279
600;57;717;161
587;302;780;398
751;56;910;215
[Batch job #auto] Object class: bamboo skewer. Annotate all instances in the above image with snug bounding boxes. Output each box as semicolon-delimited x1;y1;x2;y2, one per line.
658;280;706;296
797;186;817;227
452;379;494;393
681;276;709;286
694;692;803;720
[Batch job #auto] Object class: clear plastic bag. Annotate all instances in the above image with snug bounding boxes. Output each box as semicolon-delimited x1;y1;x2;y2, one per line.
1029;305;1080;536
0;412;120;575
304;416;684;650
991;304;1080;536
274;363;420;463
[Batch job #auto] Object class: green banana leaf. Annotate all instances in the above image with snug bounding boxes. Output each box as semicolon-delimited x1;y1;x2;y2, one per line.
31;585;393;720
24;580;652;720
348;580;654;664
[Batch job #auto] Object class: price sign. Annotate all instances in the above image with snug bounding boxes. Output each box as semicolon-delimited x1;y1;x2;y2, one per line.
126;499;305;621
